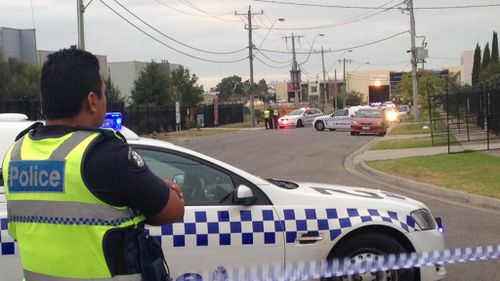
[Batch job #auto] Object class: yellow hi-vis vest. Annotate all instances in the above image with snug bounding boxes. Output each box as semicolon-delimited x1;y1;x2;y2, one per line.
2;130;145;281
263;110;270;118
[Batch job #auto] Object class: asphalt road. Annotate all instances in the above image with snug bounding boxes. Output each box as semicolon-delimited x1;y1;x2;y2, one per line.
179;127;500;281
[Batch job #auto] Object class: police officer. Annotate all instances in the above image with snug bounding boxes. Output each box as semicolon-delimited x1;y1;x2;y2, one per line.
2;48;184;280
263;107;271;129
272;107;279;129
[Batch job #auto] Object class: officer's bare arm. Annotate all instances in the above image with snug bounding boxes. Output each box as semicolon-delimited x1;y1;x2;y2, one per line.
147;180;185;226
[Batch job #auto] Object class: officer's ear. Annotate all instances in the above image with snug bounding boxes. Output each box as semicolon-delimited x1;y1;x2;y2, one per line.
85;91;100;114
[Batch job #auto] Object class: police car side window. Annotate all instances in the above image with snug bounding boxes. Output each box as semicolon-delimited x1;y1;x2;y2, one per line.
135;148;236;206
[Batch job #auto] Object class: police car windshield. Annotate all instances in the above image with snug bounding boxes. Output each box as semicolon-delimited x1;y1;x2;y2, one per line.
289;109;304;116
356;110;382;118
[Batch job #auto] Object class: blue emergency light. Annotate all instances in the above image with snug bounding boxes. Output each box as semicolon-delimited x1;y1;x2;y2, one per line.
100;112;123;130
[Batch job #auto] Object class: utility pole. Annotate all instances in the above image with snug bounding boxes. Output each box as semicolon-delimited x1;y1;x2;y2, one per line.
334;69;337;110
283;33;304;107
77;0;85;50
320;46;326;110
338;58;352;108
407;0;420;121
236;6;263;127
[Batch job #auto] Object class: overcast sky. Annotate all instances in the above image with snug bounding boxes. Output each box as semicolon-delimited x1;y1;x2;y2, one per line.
1;0;499;89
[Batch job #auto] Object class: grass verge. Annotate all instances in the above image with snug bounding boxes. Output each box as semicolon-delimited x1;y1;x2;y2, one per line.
366;152;500;199
370;135;458;150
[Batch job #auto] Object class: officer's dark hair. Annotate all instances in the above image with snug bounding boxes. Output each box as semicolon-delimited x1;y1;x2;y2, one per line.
40;47;102;119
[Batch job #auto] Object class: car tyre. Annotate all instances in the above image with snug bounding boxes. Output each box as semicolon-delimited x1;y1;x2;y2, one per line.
322;232;418;281
296;119;303;128
315;121;325;131
350;131;358;136
379;131;386;136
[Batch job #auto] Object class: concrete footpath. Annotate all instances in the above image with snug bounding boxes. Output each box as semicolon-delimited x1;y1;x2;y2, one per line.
345;133;500;212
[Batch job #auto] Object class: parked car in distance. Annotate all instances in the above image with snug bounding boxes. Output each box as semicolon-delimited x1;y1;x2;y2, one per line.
278;107;322;128
398;105;411;119
351;108;388;136
313;106;369;131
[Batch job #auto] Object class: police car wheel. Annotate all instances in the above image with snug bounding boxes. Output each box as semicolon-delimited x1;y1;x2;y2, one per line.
315;121;325;131
296;119;303;128
323;232;418;281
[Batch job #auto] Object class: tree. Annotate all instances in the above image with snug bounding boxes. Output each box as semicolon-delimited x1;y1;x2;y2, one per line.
472;44;482;86
399;71;448;105
130;62;172;106
215;75;244;102
492;31;499;64
104;76;124;103
256;79;269;101
0;54;41;99
345;91;363;106
170;66;204;107
482;42;491;70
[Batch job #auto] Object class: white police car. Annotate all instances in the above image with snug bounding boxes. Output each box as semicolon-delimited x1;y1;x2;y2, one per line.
313;107;369;131
0;113;446;281
278;107;323;128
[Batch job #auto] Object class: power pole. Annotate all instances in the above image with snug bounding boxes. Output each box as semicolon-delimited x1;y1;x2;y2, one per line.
283;33;304;107
321;46;326;110
334;69;337;110
407;0;420;121
236;6;263;127
77;0;85;50
338;58;352;108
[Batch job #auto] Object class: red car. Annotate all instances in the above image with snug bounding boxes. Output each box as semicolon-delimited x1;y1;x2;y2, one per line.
351;108;388;136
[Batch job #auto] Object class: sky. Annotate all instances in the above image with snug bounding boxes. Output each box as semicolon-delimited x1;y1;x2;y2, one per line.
0;0;499;90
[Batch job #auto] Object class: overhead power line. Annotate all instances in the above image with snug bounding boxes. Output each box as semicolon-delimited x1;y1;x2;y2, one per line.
252;0;500;10
113;0;247;55
258;30;409;54
175;0;241;22
262;1;403;31
99;0;248;63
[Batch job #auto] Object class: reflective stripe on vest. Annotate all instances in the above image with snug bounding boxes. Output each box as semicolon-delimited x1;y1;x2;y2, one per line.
8;200;134;226
4;130;145;279
24;270;142;281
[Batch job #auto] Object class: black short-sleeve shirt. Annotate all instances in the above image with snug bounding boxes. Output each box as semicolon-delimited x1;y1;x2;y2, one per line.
28;125;169;217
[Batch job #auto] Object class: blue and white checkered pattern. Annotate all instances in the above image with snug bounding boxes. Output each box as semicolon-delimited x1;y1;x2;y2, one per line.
1;218;15;256
1;207;416;255
145;207;416;248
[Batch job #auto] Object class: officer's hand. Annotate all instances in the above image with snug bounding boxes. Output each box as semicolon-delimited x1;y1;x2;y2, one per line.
164;179;184;201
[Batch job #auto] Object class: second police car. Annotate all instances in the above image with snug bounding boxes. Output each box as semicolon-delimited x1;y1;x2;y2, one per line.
0;113;446;281
278;107;323;128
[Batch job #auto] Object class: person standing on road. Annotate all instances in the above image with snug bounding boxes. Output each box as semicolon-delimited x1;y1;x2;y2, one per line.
2;47;184;281
272;107;280;129
263;107;271;129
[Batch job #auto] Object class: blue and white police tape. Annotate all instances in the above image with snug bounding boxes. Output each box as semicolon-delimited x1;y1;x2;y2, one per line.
191;244;499;281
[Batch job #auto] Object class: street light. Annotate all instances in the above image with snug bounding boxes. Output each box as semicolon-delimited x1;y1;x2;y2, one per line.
257;18;285;50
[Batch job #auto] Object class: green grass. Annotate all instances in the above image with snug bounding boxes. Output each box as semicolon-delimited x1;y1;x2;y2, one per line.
390;123;432;135
370;135;458;150
147;128;240;142
367;152;500;199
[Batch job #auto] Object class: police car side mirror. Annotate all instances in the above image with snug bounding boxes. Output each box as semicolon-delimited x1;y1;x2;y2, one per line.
234;184;256;206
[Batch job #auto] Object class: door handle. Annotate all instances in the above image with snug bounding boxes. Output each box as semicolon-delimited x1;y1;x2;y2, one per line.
297;232;324;244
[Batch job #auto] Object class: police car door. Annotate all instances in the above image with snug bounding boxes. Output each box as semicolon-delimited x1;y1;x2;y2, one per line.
327;109;347;129
338;109;352;129
134;147;285;280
